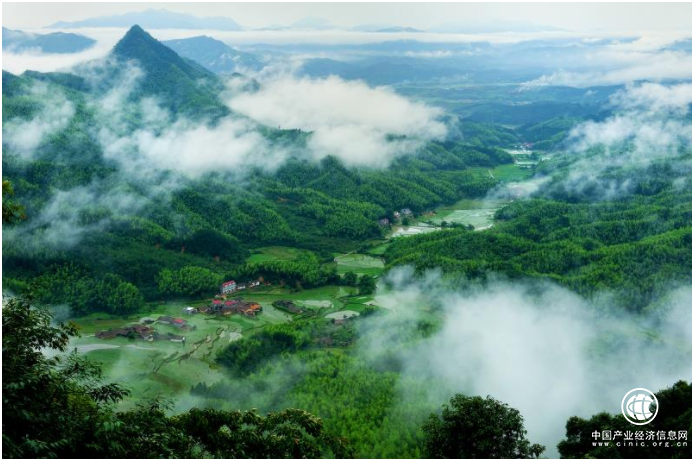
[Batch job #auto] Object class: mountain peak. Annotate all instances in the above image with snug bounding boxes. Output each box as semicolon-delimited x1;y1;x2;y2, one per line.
109;26;225;116
127;24;146;34
112;24;205;77
113;24;158;56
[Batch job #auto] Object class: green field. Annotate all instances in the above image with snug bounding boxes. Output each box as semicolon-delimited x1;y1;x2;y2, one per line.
428;199;508;229
366;241;390;255
332;253;385;276
68;285;364;408
246;246;311;263
488;163;534;182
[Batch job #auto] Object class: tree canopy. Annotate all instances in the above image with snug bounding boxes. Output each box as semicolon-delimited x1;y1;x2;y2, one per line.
422;394;546;459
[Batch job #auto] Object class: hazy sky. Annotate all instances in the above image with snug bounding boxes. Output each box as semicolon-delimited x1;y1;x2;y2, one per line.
3;2;692;32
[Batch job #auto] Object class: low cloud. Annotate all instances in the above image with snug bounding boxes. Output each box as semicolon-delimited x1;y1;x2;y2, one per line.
82;61;284;179
567;83;692;172
362;269;692;457
1;28;118;74
227;75;447;167
2;82;75;159
521;47;692;88
108;116;282;178
528;82;692;200
3;180;148;250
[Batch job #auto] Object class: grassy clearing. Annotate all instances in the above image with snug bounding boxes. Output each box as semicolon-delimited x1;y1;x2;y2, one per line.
325;310;360;320
367;243;390;255
333;253;385;276
491;163;534;181
360;238;391;256
247;246;311;263
427;199;508;229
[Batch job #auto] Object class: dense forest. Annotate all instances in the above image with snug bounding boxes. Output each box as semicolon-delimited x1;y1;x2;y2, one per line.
1;25;511;316
386;157;692;312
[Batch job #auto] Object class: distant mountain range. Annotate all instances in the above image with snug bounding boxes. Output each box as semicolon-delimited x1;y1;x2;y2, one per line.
48;8;242;31
2;27;95;53
289;16;334;30
163;36;264;74
430;21;565;33
374;26;423;33
351;25;424;33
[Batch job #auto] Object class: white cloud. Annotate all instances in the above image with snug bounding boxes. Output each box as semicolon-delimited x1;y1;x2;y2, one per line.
129;117;280;177
522;48;692;88
569;83;692;160
3;181;146;250
227;75;447;167
2;82;75;158
1;28;119;74
610;82;692;113
85;65;283;179
363;271;692;457
527;82;692;200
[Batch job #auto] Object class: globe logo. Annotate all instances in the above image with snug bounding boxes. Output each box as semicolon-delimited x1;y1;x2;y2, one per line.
621;388;658;425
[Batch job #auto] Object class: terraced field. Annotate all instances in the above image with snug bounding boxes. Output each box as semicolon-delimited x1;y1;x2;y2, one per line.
68;284;368;409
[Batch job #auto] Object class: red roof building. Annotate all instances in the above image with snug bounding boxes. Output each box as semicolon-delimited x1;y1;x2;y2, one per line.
221;280;237;295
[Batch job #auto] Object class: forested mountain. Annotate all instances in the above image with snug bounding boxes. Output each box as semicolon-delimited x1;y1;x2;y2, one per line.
2;27;95;53
164;35;264;73
112;25;227;115
1;25;511;316
387;189;692;312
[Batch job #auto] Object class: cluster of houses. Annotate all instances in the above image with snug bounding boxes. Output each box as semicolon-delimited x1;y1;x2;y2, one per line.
184;299;262;317
513;142;534;151
154;316;195;331
95;320;187;343
272;299;304;315
379;208;413;226
220;279;261;295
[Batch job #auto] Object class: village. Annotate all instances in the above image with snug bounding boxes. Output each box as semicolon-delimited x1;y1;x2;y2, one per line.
95;317;192;343
96;279;264;343
378;207;413;227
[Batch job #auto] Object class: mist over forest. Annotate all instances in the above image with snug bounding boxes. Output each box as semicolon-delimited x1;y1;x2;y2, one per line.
2;4;692;459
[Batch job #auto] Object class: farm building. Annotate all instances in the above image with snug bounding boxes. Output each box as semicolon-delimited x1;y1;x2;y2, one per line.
378;218;390;226
165;333;185;343
273;300;304;314
220;279;261;296
221;280;237;295
96;324;154;341
207;299;262;317
96;324;190;343
157;316;195;331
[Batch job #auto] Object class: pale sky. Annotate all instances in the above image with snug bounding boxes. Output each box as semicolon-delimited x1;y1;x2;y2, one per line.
3;2;692;33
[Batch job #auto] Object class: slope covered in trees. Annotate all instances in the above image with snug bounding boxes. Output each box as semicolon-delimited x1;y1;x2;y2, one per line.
2;27;513;316
1;297;354;459
386;159;692;312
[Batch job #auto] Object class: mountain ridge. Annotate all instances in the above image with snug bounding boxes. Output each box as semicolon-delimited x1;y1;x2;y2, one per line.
163;35;264;74
2;26;95;53
49;8;242;31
